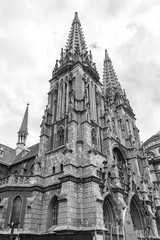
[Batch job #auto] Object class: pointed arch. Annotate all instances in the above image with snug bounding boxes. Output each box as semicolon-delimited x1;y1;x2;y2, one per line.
47;196;59;229
103;195;117;232
52;166;56;174
64;81;68;115
60;80;64;117
155;212;160;235
114;91;122;106
91;128;97;146
57;126;65;147
60;163;63;172
129;195;144;231
10;195;22;227
113;147;128;185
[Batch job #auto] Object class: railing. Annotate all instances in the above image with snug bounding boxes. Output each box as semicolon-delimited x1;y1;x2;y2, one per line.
0;172;63;188
0;175;44;187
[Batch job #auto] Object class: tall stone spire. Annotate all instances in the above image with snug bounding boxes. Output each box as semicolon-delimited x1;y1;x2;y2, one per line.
103;50;134;117
103;49;121;96
16;104;29;155
52;12;99;77
65;12;87;55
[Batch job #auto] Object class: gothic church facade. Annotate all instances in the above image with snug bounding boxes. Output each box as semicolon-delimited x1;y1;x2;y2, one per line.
0;12;160;240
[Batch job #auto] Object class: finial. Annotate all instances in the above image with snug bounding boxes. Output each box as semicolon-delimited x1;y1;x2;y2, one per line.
72;12;81;25
104;49;110;61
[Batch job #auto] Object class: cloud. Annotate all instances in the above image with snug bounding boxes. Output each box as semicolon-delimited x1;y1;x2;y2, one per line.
89;42;101;50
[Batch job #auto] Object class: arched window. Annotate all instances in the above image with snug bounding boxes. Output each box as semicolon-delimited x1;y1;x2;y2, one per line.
91;128;97;146
57;126;64;147
64;82;67;115
13;170;19;175
113;148;128;185
47;196;59;229
130;197;144;231
155;212;160;235
0;170;3;179
103;196;116;233
60;164;63;172
60;81;63;117
52;166;55;174
10;196;22;227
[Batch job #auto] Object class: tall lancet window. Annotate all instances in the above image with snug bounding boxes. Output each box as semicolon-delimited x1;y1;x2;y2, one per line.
47;196;59;229
10;196;22;227
64;82;67;115
103;196;116;233
113;148;128;185
57;126;65;147
91;128;97;146
60;81;63;118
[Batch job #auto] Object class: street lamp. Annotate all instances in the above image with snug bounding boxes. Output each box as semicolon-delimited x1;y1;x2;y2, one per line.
8;221;20;240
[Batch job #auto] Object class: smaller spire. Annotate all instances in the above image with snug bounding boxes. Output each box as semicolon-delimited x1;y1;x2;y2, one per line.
16;104;29;155
103;49;121;95
104;49;110;61
17;104;29;145
19;103;29;134
72;12;81;25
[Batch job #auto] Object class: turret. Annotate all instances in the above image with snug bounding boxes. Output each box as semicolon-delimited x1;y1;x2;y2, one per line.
16;104;29;155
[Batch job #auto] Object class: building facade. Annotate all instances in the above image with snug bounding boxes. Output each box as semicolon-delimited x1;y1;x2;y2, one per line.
143;132;160;236
0;12;160;240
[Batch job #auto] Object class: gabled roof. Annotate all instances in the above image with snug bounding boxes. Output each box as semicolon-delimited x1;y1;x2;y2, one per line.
0;143;16;166
11;143;39;166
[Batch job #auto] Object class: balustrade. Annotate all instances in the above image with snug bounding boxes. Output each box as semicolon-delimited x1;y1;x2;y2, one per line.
0;172;62;188
0;175;44;187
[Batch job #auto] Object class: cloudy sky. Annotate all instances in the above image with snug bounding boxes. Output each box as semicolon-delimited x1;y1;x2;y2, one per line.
0;0;160;148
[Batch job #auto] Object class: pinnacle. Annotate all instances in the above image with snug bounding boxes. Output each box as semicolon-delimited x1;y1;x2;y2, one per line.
19;104;29;134
103;50;122;93
52;12;99;78
104;49;110;61
72;12;81;25
65;12;87;54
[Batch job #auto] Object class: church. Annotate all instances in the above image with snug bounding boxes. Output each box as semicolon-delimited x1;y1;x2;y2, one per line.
0;12;160;240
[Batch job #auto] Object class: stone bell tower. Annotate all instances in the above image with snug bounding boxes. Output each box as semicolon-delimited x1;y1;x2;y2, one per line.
33;12;160;240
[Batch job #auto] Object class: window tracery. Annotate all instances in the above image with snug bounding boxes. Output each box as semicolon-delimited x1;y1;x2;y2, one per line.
103;196;116;233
